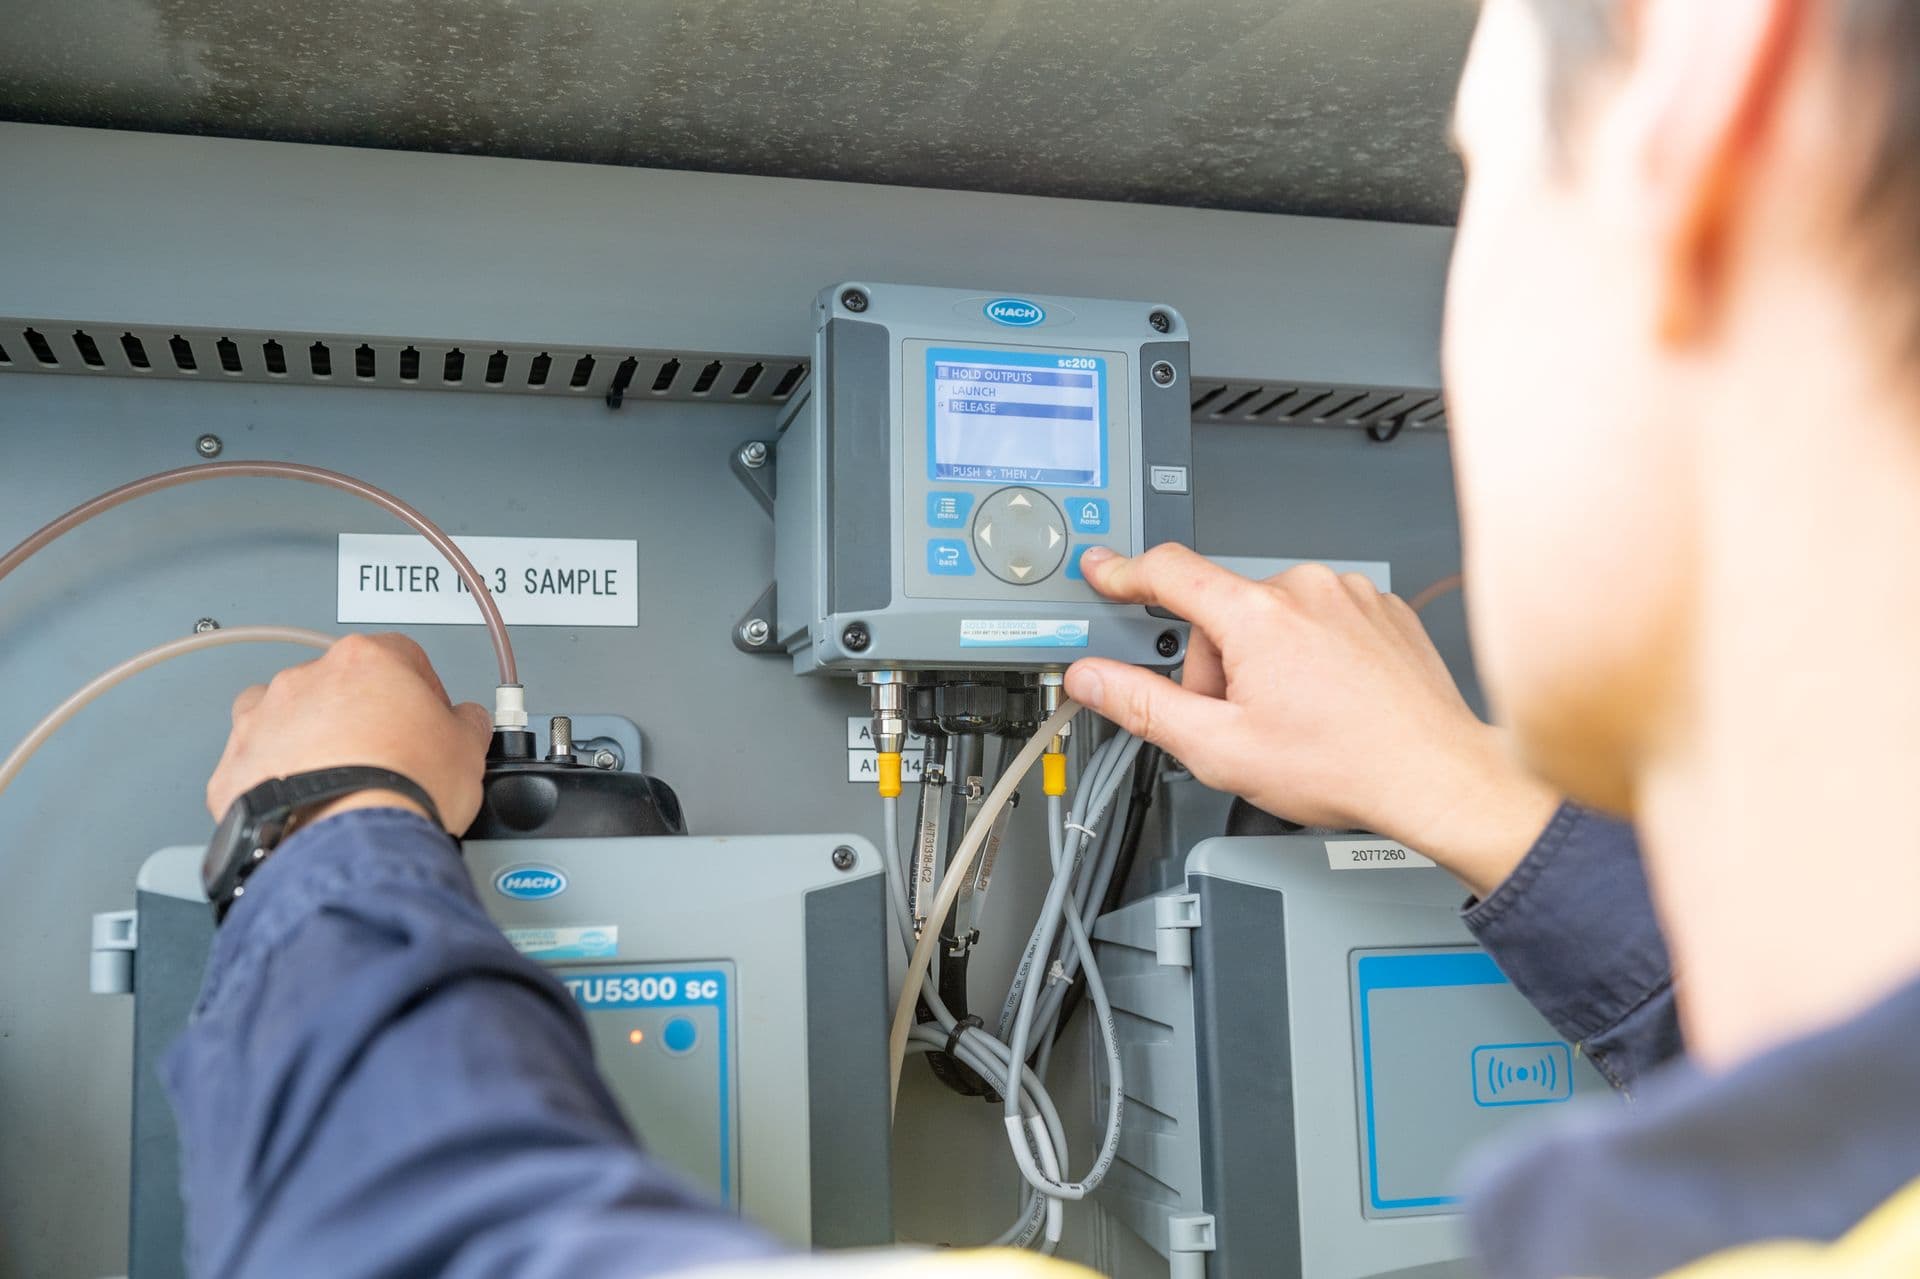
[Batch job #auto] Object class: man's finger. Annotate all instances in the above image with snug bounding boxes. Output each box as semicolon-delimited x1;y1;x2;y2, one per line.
1179;627;1226;700
453;701;493;749
231;684;266;723
363;632;453;704
1066;657;1244;767
1080;544;1275;639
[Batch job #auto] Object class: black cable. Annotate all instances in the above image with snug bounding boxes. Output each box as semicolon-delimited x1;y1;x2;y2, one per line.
1048;745;1163;1047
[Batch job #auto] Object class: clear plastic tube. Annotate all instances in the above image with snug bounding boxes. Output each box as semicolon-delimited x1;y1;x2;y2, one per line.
0;462;516;686
0;626;335;798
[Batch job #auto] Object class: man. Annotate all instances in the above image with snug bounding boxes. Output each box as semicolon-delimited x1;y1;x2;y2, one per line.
171;1;1920;1277
1067;0;1920;1272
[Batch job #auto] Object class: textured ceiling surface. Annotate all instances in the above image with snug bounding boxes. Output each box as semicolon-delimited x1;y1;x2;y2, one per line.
0;0;1473;225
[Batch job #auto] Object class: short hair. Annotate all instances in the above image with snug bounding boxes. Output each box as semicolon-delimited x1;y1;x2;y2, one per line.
1531;0;1920;351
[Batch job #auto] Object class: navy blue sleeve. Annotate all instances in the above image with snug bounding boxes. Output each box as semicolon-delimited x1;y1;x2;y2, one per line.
162;808;788;1279
1462;802;1682;1092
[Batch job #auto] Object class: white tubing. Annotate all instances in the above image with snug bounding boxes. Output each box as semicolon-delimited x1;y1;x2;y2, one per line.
0;626;336;798
887;698;1080;1109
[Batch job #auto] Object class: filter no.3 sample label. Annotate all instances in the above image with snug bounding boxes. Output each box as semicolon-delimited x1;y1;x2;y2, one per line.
338;533;639;626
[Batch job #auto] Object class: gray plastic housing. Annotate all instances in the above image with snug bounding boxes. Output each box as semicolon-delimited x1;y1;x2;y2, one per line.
775;281;1195;674
1094;835;1606;1279
122;834;891;1278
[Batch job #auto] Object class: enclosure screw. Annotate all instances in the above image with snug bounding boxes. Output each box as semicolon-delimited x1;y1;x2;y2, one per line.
1149;310;1173;334
196;434;223;458
740;618;771;648
842;622;872;653
592;749;618;770
832;845;858;872
194;618;220;634
840;288;870;314
740;441;769;469
1151;361;1177;387
1156;630;1181;658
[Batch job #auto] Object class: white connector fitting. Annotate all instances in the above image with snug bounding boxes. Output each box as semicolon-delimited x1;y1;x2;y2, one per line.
493;683;528;730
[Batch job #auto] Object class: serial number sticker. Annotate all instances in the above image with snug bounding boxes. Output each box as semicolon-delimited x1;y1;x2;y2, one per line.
958;618;1090;649
1325;839;1437;871
501;925;619;960
338;533;638;627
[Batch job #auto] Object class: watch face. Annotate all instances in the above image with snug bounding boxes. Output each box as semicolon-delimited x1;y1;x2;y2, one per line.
202;796;252;903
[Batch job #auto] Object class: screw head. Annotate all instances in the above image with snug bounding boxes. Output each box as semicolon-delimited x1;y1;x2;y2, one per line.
740;618;771;647
196;434;223;458
194;617;220;634
592;749;618;770
831;845;858;872
1156;629;1181;659
842;622;872;653
1149;310;1173;334
740;440;769;469
1151;361;1178;387
840;288;870;314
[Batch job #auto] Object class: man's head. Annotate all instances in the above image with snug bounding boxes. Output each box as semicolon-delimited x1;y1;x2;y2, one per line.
1443;0;1920;812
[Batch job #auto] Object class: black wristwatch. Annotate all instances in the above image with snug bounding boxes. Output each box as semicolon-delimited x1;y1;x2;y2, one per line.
202;767;442;921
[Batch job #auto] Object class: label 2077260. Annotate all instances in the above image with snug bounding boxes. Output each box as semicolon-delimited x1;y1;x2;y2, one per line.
1324;839;1437;871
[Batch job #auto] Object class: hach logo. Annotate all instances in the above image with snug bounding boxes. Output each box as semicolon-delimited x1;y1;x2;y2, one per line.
1055;622;1088;642
984;297;1047;327
495;866;568;900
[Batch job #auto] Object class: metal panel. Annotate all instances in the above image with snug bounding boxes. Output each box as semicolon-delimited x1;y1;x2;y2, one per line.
0;126;1469;1279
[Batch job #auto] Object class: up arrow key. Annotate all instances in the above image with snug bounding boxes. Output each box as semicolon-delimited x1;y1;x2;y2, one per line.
1008;493;1032;509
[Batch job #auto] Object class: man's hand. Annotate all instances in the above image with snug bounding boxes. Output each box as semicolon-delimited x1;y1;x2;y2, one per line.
207;633;493;834
1065;546;1559;897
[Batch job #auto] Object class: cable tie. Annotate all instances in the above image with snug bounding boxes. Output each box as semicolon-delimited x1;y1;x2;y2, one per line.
1063;821;1096;839
945;1014;985;1059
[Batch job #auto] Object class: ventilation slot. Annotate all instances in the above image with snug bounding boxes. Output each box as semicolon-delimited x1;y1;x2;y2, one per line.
1311;392;1370;422
121;333;150;369
399;346;420;382
650;358;679;393
354;344;376;380
216;337;242;373
263;340;287;376
527;352;551;387
1189;385;1226;413
0;341;10;366
771;363;806;399
610;356;638;399
1213;388;1262;417
443;348;465;383
1250;390;1299;418
690;360;723;395
485;350;507;385
569;354;595;388
24;328;57;366
72;330;104;368
169;335;197;372
730;363;764;397
309;342;331;378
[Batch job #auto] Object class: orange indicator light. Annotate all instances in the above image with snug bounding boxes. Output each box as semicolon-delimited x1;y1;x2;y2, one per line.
627;1029;645;1046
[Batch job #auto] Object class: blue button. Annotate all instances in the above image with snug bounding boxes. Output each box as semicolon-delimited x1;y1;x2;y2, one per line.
1067;544;1097;581
662;1016;698;1055
927;491;974;528
1068;498;1110;534
928;539;975;576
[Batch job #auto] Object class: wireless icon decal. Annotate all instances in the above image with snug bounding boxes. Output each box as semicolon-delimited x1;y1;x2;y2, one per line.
1471;1042;1575;1107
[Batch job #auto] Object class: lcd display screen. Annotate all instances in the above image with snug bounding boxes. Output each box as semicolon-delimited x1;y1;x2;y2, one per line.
927;348;1107;487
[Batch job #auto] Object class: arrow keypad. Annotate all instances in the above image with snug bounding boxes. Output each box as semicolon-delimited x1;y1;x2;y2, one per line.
971;486;1070;586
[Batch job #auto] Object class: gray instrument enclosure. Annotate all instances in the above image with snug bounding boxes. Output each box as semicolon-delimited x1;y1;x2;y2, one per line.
1093;836;1606;1278
121;833;891;1278
775;282;1195;673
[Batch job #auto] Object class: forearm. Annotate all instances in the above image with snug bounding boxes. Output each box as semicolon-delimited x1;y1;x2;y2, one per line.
164;808;783;1278
1464;802;1682;1091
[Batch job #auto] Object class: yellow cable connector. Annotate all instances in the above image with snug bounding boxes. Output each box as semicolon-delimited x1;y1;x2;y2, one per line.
1042;752;1068;797
877;750;904;798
